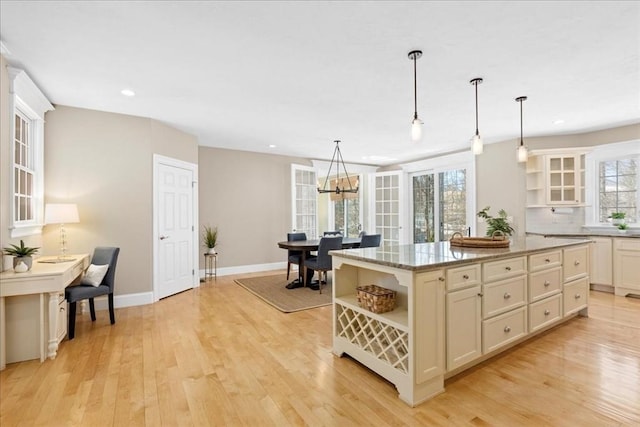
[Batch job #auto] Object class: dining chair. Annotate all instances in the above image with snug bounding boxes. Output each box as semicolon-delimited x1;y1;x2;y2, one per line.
286;232;307;280
359;233;382;248
65;247;120;340
323;230;343;236
304;236;343;294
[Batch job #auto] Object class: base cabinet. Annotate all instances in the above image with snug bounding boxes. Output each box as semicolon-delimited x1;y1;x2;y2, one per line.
446;285;481;370
613;238;640;297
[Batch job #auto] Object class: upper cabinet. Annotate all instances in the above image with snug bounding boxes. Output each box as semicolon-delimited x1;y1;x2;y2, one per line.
526;150;587;207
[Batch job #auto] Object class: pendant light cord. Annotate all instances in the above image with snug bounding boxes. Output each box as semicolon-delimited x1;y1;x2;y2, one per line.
474;82;479;135
519;98;524;147
413;56;418;119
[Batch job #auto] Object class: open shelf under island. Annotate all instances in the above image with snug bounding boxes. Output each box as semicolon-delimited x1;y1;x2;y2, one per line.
330;237;591;407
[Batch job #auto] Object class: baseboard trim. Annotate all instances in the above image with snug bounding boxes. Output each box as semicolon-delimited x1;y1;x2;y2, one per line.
199;261;286;279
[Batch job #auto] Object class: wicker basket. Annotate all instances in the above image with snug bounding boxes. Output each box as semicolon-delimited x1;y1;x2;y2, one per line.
449;231;510;248
356;285;396;314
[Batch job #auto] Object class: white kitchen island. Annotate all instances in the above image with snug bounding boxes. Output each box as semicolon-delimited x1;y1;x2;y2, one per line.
331;237;591;407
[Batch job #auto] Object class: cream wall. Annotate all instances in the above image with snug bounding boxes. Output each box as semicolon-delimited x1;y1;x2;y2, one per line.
42;105;198;295
198;146;311;269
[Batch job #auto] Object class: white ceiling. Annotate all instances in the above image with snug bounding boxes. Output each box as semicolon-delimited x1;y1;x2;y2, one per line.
1;1;639;166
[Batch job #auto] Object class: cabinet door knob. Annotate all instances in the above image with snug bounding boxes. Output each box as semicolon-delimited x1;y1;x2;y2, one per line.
574;260;580;266
463;274;469;280
504;326;511;333
438;277;445;282
505;266;512;271
60;307;65;312
503;292;511;299
544;280;550;287
477;292;484;297
575;294;581;299
544;309;551;316
545;258;550;263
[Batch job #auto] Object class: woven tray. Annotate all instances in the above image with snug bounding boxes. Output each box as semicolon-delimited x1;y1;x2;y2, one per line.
449;231;510;248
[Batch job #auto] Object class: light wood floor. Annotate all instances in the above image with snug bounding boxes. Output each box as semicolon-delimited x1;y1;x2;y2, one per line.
1;271;639;426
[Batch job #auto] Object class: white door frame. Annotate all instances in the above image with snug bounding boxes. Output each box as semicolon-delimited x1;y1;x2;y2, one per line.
153;154;199;302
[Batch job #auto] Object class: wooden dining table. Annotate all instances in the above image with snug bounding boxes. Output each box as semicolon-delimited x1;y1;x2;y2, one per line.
277;237;361;289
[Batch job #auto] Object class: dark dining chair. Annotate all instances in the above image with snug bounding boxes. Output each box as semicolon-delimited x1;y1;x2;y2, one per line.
359;233;381;248
323;230;343;236
65;247;120;340
286;232;307;280
304;236;343;294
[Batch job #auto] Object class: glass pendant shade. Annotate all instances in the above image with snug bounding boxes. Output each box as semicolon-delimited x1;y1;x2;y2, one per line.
471;133;483;155
411;117;423;142
517;144;528;162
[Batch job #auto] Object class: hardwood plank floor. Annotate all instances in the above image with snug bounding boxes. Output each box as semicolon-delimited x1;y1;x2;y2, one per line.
1;271;639;426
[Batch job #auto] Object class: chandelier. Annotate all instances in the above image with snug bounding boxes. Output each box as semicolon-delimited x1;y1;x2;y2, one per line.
317;140;358;198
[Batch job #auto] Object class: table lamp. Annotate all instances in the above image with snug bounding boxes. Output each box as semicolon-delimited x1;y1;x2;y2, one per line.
44;203;79;262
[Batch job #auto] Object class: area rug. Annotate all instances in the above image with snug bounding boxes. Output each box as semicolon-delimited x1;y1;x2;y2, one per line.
234;274;332;313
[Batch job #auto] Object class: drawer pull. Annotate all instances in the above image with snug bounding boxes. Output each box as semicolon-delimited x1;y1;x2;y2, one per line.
545;258;550;263
505;266;512;271
574;260;580;266
503;292;511;299
60;307;65;312
477;292;484;297
504;326;511;333
575;294;581;299
463;274;469;280
439;277;445;282
544;309;551;316
544;280;550;287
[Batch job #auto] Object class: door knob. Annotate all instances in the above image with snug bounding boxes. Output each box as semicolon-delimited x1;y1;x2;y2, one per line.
159;235;170;240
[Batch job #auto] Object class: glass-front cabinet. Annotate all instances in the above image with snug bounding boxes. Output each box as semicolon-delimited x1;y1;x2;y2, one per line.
526;151;586;207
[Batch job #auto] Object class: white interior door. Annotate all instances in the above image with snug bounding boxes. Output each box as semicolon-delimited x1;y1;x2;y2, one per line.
154;155;197;300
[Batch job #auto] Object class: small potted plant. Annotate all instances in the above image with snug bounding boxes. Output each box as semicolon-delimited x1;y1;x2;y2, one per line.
202;225;218;254
617;223;629;233
477;206;515;237
610;212;626;226
3;240;40;272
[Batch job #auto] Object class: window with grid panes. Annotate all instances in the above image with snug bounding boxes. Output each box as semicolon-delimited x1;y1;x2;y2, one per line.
599;158;637;223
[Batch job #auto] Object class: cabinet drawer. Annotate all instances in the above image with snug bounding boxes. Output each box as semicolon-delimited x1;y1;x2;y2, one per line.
529;267;562;303
529;250;562;272
482;306;527;354
482;275;527;319
446;264;481;292
483;257;527;282
563;276;589;316
529;293;562;333
563;245;589;282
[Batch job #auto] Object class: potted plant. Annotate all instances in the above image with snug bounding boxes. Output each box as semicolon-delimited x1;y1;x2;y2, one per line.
3;240;40;272
477;206;515;237
609;212;626;226
202;225;218;254
617;223;629;233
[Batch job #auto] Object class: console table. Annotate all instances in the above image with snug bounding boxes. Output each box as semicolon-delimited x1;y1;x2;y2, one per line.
0;254;90;370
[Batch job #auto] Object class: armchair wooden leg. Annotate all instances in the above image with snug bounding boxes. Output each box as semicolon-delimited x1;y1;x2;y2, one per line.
108;293;115;325
89;298;96;321
68;301;77;340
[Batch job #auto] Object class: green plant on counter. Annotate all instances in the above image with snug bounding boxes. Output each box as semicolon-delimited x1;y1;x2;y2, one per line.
2;240;40;257
617;223;629;230
477;206;515;237
610;212;626;220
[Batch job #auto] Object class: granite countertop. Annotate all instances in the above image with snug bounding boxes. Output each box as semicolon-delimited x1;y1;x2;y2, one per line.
330;237;591;272
527;231;640;239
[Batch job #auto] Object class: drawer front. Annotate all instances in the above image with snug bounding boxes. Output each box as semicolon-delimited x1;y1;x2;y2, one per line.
529;250;562;272
483;257;527;283
564;277;589;316
446;264;481;292
529;293;562;333
482;275;527;319
482;306;527;354
563;245;589;282
529;267;562;303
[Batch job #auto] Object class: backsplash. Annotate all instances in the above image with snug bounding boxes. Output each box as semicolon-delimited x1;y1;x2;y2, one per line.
526;206;585;234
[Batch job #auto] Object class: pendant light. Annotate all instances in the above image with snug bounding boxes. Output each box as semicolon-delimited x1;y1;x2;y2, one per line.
516;96;528;162
317;140;359;199
408;50;423;142
470;77;483;155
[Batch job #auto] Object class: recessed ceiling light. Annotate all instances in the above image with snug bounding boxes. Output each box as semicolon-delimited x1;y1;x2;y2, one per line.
121;89;135;97
269;144;276;148
553;119;565;125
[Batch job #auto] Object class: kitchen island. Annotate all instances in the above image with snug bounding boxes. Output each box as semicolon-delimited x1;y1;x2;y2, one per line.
330;237;591;407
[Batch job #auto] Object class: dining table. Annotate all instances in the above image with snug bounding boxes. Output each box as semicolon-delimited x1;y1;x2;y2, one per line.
277;237;361;289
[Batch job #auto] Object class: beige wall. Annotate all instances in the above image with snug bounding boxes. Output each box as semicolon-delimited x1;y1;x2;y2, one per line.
42;105;197;295
198;146;311;269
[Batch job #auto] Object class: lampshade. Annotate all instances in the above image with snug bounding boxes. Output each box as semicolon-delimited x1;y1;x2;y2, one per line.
45;203;79;224
471;134;484;155
517;144;529;162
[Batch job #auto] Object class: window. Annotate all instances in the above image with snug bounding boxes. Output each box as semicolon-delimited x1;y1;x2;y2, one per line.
333;197;361;237
7;67;53;237
291;165;317;238
585;140;640;226
439;169;467;240
598;158;637;223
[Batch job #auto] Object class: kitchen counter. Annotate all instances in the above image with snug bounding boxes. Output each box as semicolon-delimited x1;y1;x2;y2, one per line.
330;237;591;271
528;231;640;239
